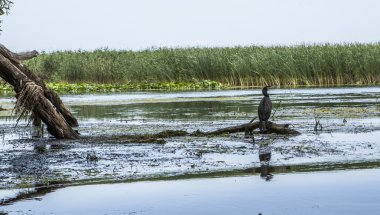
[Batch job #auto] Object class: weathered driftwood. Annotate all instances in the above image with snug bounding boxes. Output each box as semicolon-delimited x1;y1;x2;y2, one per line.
0;44;78;139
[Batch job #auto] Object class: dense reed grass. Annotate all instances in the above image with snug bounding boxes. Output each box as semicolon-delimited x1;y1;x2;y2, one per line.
25;43;380;87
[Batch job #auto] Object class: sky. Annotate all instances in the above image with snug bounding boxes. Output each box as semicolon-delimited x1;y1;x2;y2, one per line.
1;0;380;52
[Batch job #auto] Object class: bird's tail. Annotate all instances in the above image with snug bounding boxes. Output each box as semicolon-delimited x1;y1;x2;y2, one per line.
260;121;267;132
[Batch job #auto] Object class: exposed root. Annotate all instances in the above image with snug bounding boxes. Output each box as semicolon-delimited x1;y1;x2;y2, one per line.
14;81;44;124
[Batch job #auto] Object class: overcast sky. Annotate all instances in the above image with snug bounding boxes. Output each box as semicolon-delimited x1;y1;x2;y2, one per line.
1;0;380;52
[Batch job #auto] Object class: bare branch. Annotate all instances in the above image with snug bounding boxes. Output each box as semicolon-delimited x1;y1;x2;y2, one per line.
0;44;38;64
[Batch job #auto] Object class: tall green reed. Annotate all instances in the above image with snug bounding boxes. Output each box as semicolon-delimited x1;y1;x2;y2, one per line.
25;43;380;87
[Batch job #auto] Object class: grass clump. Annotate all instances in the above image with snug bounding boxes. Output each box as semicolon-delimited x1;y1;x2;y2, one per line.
24;43;380;87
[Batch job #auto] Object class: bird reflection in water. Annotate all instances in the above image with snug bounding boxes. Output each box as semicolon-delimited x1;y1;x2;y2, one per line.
259;143;273;181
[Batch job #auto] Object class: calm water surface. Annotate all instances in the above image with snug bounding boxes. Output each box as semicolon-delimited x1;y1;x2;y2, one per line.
2;168;380;215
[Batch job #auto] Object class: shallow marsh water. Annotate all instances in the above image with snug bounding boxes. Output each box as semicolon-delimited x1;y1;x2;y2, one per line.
0;87;380;212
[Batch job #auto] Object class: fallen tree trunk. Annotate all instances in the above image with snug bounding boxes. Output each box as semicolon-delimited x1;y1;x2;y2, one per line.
44;89;78;127
0;44;78;127
0;44;78;139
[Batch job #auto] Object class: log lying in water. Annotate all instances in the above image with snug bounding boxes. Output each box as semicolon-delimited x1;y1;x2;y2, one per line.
193;121;300;136
109;130;189;144
104;121;299;144
0;44;79;139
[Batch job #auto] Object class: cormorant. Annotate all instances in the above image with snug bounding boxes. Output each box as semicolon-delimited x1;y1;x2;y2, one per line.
258;86;272;132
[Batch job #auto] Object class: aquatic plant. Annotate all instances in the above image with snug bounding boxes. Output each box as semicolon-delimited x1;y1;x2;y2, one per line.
0;81;223;94
25;43;380;87
46;80;223;93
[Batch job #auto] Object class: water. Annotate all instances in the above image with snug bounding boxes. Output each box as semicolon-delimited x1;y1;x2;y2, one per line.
2;168;380;215
0;86;379;209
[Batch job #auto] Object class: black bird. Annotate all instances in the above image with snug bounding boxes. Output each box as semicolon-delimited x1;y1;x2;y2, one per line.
258;86;272;132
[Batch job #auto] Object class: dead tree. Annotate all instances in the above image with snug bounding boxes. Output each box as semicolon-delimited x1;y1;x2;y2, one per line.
0;44;79;139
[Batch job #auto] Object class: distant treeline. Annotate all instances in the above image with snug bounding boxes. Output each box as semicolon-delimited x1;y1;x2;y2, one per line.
25;43;380;87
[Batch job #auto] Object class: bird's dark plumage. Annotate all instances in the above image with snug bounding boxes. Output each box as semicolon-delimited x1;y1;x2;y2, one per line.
258;86;272;132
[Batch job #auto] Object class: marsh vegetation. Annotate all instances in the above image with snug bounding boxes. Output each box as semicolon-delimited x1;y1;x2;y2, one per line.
25;43;380;87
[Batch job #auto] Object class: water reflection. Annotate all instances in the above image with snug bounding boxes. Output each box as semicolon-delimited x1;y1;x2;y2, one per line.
259;144;273;181
0;186;59;206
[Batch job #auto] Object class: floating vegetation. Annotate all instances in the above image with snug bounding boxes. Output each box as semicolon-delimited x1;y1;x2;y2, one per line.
24;43;380;87
47;80;223;93
0;83;12;91
0;80;223;94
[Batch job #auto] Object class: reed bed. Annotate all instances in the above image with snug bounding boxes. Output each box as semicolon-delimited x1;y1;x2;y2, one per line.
25;43;380;87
